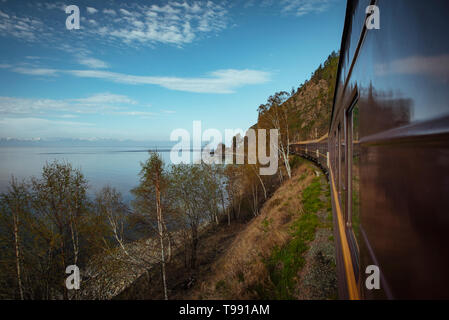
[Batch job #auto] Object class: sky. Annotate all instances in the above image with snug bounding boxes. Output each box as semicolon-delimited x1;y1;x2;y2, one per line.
0;0;346;142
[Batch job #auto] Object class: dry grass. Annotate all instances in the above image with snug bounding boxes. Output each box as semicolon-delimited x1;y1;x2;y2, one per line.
189;161;319;299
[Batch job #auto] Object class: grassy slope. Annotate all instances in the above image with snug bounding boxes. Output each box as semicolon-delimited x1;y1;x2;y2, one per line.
189;158;337;300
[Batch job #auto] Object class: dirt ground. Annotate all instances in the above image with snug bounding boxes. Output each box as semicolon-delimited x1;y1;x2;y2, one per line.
115;221;246;300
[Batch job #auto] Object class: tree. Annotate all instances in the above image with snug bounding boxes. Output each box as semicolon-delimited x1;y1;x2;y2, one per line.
224;165;243;222
0;177;30;299
243;164;261;217
132;152;171;300
30;161;90;299
258;91;293;179
0;161;106;300
93;186;152;298
198;163;223;226
169;164;208;269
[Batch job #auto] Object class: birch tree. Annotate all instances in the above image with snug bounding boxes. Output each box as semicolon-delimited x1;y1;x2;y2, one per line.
132;152;171;300
224;165;243;222
31;161;89;299
169;164;208;269
258;91;293;179
0;178;30;299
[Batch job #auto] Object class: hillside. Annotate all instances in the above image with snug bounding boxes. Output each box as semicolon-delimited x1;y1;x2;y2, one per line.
189;52;341;300
287;51;339;141
188;160;336;300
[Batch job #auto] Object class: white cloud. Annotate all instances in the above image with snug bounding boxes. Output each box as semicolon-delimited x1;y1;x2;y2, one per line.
72;93;137;105
0;93;139;115
281;0;334;16
77;57;109;69
119;8;132;16
0;10;44;41
86;1;228;46
113;111;156;117
103;9;117;16
0;117;93;128
0;1;229;48
42;2;67;11
0;97;69;114
86;7;98;14
12;67;58;76
0;93;169;138
66;68;270;93
0;117;96;139
0;10;9;19
9;67;271;93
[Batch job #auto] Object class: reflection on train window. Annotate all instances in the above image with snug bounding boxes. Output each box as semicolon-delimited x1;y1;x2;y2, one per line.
337;124;341;190
346;101;361;283
340;120;346;220
334;132;337;173
351;104;361;245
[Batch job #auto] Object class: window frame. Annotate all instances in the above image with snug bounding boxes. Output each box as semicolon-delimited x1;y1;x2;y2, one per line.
346;97;359;228
346;96;361;283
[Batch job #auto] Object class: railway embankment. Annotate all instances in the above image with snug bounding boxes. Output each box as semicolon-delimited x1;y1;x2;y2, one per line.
187;158;337;300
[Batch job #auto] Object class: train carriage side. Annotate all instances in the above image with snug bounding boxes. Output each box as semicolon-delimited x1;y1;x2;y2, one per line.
329;0;449;299
291;135;329;174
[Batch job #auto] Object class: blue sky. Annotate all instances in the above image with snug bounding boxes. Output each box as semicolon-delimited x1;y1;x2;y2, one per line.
0;0;346;142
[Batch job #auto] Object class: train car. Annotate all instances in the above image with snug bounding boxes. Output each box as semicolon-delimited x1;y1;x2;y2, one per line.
292;0;449;299
290;134;329;175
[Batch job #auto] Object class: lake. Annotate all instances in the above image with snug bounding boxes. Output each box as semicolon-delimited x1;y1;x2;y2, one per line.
0;146;175;203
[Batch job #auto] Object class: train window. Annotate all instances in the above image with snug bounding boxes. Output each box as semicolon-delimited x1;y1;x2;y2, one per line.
340;120;347;221
337;124;341;190
347;101;361;283
333;132;337;172
349;103;361;244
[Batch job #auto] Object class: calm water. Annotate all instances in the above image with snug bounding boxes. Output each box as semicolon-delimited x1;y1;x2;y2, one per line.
0;146;174;203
